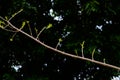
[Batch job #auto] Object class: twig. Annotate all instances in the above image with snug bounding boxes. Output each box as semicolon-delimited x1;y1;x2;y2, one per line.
0;16;6;21
55;42;60;49
0;9;23;31
8;9;23;21
26;21;33;36
55;38;62;49
92;48;96;60
36;26;46;39
0;23;16;32
10;32;17;41
2;28;18;32
80;41;85;57
103;58;106;63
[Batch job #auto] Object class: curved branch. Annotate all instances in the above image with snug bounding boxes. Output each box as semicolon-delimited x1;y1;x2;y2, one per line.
6;21;120;71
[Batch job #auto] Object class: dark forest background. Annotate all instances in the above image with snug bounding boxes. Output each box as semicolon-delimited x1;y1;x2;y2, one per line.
0;0;120;80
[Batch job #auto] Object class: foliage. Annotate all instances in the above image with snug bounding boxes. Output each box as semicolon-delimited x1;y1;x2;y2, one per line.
0;0;120;80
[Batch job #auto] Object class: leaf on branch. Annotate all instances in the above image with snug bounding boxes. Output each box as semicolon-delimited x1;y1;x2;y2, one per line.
74;49;78;56
103;58;106;63
26;21;29;23
20;21;26;29
5;16;9;20
9;33;17;42
10;38;13;41
0;20;5;29
34;27;38;34
59;38;62;42
55;38;63;49
46;23;53;29
80;41;85;48
26;20;33;36
92;48;96;60
80;41;85;57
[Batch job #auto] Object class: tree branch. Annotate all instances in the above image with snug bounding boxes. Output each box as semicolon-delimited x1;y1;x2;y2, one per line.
0;16;120;71
6;20;120;71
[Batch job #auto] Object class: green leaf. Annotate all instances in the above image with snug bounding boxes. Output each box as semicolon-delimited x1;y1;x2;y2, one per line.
46;23;52;29
5;16;9;20
26;21;29;23
80;41;85;48
34;27;38;33
59;38;62;42
0;20;5;29
74;49;78;55
20;21;26;29
10;38;13;41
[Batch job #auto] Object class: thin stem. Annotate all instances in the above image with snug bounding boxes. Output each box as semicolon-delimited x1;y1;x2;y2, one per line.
10;32;17;41
81;47;84;57
34;27;38;35
103;58;106;63
26;21;33;36
92;48;96;60
55;42;60;49
80;41;85;57
0;16;6;21
8;9;23;21
36;26;46;39
0;25;17;32
3;28;18;32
